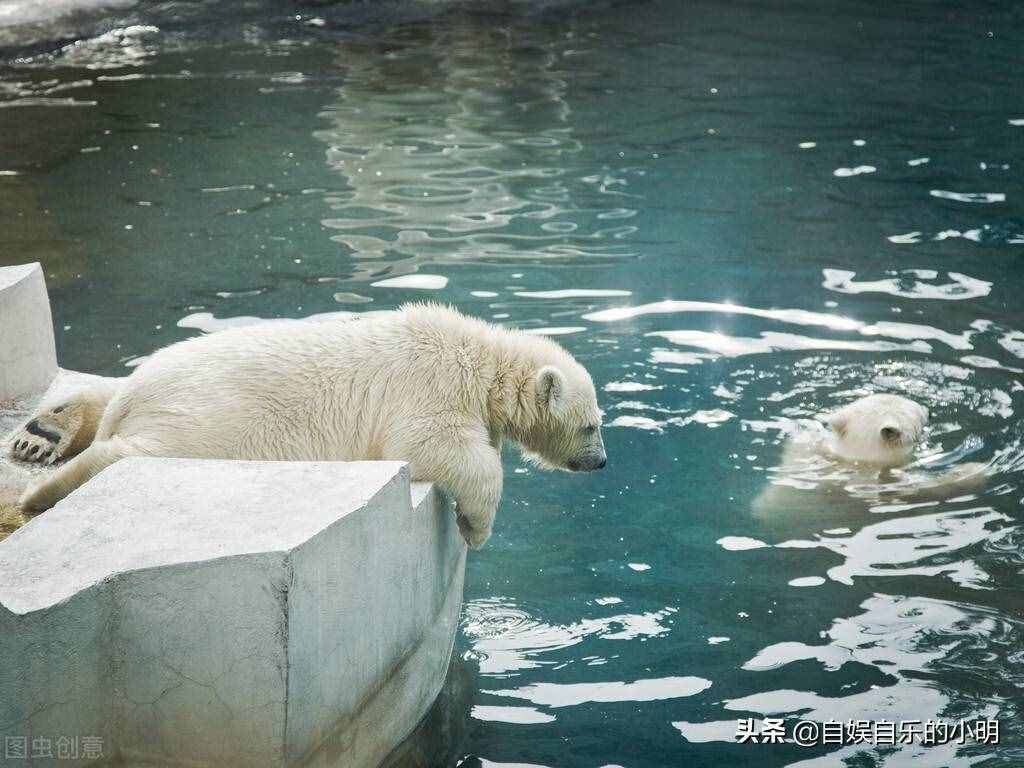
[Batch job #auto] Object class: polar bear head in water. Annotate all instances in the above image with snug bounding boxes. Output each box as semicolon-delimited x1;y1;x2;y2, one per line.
824;393;929;467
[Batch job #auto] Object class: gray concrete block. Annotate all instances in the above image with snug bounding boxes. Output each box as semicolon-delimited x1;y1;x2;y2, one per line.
0;458;465;767
0;263;57;402
290;480;466;767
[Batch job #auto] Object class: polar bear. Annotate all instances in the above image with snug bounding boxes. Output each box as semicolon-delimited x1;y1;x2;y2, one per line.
12;303;607;548
799;393;929;467
753;393;986;519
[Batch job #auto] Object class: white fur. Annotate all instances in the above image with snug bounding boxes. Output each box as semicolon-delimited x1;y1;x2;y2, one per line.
822;393;928;466
753;393;985;520
18;303;606;547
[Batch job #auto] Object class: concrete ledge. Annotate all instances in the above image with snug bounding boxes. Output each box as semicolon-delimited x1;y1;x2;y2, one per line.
0;458;466;767
0;262;57;401
0;261;467;766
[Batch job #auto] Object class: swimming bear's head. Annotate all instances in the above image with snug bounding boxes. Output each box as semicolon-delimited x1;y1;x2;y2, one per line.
826;393;928;467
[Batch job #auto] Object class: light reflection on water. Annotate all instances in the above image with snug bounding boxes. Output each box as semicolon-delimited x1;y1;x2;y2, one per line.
313;29;638;280
463;596;677;675
2;0;1024;766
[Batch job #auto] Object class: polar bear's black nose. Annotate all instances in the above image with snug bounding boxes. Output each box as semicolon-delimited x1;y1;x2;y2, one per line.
597;457;607;469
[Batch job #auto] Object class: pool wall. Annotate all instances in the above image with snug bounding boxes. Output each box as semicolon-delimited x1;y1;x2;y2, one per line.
0;263;57;402
0;263;466;767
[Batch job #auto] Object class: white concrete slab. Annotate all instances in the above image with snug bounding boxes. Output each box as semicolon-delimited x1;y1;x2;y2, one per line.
0;261;468;767
0;458;465;767
0;458;408;613
0;262;57;401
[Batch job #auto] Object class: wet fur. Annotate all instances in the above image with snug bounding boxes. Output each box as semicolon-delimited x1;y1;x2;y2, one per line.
753;394;986;518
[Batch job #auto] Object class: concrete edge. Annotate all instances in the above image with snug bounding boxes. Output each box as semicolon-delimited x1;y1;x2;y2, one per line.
0;262;57;401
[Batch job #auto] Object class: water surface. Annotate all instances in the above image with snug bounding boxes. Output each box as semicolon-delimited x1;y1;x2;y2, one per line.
2;1;1023;765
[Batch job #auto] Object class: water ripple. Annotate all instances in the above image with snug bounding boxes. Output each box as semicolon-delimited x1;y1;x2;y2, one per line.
462;597;677;676
313;34;639;282
822;269;991;300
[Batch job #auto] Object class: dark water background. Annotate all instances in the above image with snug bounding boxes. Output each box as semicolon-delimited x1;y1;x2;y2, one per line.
2;1;1023;765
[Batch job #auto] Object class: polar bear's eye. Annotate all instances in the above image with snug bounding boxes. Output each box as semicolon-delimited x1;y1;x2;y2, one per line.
52;405;65;414
583;425;598;435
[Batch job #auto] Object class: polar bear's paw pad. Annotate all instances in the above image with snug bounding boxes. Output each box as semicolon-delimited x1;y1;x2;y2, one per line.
9;414;71;466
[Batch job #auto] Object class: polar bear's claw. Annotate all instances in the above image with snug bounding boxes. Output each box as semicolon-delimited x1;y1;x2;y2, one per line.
457;514;491;550
10;421;64;465
7;384;120;469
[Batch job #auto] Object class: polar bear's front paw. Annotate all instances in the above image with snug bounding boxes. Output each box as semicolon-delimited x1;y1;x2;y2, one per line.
457;514;491;550
10;419;64;465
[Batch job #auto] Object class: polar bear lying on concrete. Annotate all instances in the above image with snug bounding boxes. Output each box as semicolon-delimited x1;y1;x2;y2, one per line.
753;393;986;517
11;303;607;548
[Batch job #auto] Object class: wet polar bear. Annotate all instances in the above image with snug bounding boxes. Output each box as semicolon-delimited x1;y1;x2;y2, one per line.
753;393;985;517
796;393;930;467
13;303;607;548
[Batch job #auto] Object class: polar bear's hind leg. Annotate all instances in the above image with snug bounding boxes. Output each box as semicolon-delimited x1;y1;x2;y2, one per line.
18;437;136;514
10;418;63;464
9;383;118;465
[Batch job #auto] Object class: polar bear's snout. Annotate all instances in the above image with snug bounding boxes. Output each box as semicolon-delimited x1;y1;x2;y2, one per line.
568;456;607;472
567;434;607;472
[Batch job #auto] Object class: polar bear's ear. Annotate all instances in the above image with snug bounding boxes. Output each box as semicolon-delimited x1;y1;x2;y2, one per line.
828;411;848;438
536;366;567;414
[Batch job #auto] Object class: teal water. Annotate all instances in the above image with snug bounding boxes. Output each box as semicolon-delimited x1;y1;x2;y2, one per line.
2;1;1023;766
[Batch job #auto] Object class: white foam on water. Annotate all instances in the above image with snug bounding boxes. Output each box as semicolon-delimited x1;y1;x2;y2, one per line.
833;165;876;177
471;705;556;725
585;300;861;330
514;289;631;299
484;676;711;708
522;326;586;336
674;719;760;743
684;409;734;426
717;536;768;551
608;415;663;431
788;576;826;588
371;274;449;289
0;0;135;28
888;231;922;243
648;329;930;357
604;381;662;392
822;269;991;300
176;309;391;334
929;189;1005;203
